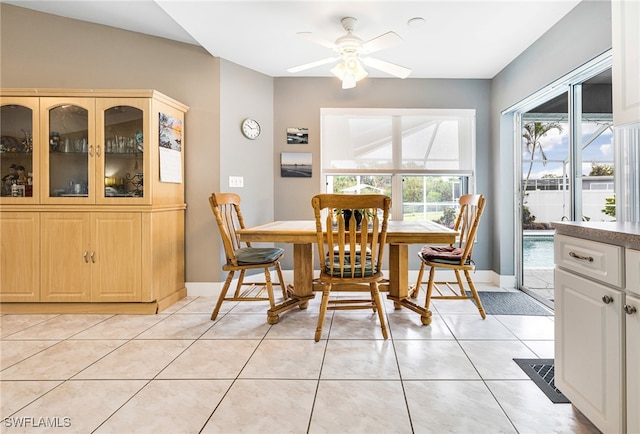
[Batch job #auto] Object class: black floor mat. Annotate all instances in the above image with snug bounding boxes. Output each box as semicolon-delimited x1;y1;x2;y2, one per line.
513;358;570;403
466;291;553;315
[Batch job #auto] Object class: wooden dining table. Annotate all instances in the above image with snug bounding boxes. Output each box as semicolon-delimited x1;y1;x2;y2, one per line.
237;220;457;325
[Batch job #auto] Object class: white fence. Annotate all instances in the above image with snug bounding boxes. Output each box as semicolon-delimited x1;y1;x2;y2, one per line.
525;189;615;223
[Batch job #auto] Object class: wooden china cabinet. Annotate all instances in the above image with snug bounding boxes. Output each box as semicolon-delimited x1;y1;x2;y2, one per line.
0;89;188;313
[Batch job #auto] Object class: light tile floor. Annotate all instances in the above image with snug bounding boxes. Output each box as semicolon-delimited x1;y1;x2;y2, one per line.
0;281;601;433
523;268;555;305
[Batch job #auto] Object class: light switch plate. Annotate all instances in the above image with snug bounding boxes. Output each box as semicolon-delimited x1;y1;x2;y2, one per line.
229;176;244;188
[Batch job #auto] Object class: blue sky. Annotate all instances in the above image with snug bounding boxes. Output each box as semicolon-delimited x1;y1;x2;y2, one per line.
522;122;614;178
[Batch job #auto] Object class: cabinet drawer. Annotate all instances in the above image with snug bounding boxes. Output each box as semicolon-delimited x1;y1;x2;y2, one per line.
554;234;623;288
627;249;640;296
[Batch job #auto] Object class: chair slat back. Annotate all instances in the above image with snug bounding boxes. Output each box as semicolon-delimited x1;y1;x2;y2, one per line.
209;193;247;266
453;194;485;265
312;194;391;280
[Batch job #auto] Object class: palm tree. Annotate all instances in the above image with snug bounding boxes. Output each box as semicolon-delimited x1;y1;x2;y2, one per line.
522;121;563;194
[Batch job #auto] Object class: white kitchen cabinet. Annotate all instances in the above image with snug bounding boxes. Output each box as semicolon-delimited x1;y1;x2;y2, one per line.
553;223;640;434
626;249;640;296
625;294;639;434
554;268;624;434
612;0;640;127
554;234;623;287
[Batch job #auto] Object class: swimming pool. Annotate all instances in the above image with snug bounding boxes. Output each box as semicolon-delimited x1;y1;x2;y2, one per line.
523;233;554;269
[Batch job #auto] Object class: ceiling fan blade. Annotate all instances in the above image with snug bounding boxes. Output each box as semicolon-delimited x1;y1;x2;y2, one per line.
361;31;403;54
361;57;411;79
296;32;338;50
287;57;340;73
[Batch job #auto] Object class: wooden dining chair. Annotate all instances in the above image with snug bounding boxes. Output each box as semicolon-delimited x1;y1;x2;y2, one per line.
411;194;487;319
311;193;391;341
209;192;288;323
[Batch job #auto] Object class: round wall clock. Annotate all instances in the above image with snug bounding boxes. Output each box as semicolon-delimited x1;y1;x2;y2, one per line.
241;118;261;140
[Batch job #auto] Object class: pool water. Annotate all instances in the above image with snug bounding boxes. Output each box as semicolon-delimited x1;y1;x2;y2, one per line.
523;236;554;269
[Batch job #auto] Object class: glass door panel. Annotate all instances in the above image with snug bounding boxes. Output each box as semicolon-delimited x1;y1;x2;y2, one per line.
517;67;612;307
520;92;569;306
48;104;89;198
577;70;614;222
103;105;144;199
1;103;35;198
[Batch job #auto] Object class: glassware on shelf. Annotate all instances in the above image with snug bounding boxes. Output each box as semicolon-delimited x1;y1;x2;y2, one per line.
48;104;89;198
1;104;34;197
103;105;144;199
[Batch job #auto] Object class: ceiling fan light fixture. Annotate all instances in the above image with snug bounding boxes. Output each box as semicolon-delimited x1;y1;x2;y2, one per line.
330;62;346;79
331;58;368;89
342;72;357;89
288;16;411;88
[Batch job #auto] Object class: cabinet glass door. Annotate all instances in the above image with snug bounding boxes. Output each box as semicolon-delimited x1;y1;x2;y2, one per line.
48;104;90;198
103;105;144;199
1;101;36;201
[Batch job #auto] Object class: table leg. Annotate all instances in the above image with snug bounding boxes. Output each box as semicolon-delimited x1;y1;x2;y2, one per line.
388;243;408;300
386;243;432;325
267;243;315;322
293;243;314;298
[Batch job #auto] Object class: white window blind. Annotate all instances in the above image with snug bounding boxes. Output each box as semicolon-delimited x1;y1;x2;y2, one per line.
321;108;475;173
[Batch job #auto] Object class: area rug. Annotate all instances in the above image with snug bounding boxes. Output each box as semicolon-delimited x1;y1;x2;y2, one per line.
513;358;570;404
466;291;553;316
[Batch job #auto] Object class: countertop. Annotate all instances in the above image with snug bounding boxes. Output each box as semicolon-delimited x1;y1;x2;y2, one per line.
550;221;640;250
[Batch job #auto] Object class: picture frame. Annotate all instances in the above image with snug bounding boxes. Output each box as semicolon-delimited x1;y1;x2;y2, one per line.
286;127;308;145
281;152;312;177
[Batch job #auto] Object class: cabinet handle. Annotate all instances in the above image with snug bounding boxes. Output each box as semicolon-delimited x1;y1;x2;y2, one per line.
96;145;101;157
602;295;614;304
569;251;594;262
83;251;89;263
89;145;94;157
90;251;95;263
625;304;637;315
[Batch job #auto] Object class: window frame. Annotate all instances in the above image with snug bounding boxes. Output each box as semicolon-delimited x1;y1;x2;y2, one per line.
320;108;476;220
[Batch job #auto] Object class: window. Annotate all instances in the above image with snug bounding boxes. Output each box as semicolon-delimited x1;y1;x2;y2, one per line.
321;108;476;221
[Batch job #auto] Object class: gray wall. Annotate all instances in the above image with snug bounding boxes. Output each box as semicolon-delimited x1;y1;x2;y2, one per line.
219;59;276;236
490;0;612;276
273;77;491;270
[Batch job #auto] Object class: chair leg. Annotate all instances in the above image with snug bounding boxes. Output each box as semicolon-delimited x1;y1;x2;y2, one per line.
275;262;288;299
211;270;235;320
263;267;276;310
411;262;426;298
454;269;466;297
424;266;436;312
315;285;331;342
371;283;388;339
465;270;486;319
233;270;247;297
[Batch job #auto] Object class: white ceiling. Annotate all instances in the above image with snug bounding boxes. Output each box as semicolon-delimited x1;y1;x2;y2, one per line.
5;0;582;79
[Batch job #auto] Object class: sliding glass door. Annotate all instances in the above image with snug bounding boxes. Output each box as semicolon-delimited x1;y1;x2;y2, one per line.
515;62;613;307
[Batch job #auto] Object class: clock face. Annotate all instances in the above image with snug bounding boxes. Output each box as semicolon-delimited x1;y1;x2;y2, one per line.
241;118;261;140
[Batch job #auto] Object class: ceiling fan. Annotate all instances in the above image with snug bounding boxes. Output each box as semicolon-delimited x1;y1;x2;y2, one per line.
287;17;411;89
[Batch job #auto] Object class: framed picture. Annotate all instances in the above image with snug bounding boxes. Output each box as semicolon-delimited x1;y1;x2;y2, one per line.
286;127;308;145
158;112;183;183
281;152;312;178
